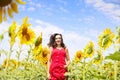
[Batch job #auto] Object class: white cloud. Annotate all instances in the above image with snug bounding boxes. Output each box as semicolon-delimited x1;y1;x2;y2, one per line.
86;0;120;22
28;1;36;6
19;5;26;11
0;22;10;33
63;31;91;59
105;0;120;4
36;4;42;8
34;20;64;35
59;7;69;13
84;28;100;38
28;1;42;9
56;0;67;5
27;7;35;11
33;20;64;46
83;16;95;24
25;1;42;11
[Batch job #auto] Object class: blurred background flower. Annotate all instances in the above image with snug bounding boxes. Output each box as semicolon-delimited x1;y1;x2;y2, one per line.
18;17;36;45
98;28;114;50
93;50;103;65
33;32;42;60
84;41;94;58
2;59;17;70
0;0;26;23
8;21;17;46
73;50;83;63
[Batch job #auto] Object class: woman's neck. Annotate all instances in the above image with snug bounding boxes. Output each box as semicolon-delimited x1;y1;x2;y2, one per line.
57;45;61;48
56;46;63;50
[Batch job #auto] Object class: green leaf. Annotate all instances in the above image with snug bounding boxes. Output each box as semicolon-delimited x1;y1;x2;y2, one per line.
105;51;120;61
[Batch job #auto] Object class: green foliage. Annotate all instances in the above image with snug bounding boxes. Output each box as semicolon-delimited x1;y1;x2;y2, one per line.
0;61;47;80
105;51;120;61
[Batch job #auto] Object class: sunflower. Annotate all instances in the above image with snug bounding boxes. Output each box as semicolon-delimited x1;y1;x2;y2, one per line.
33;44;42;60
8;21;17;46
84;41;94;58
18;17;36;45
33;33;43;59
73;50;83;63
102;62;112;70
98;28;114;50
33;46;50;66
93;50;103;65
2;59;17;69
108;71;114;78
0;0;26;23
40;47;50;66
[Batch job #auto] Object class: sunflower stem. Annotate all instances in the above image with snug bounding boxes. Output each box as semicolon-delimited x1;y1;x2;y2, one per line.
98;47;103;80
113;40;117;52
16;44;22;68
26;44;32;62
5;45;12;70
114;61;117;80
83;58;86;80
113;36;117;80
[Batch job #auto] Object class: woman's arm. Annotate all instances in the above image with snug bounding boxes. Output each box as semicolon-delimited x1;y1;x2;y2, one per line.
65;48;70;67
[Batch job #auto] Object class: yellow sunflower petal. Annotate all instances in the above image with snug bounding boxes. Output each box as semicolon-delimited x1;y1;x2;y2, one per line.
0;7;2;23
23;16;28;23
8;6;13;18
15;0;26;4
10;2;19;13
104;28;110;34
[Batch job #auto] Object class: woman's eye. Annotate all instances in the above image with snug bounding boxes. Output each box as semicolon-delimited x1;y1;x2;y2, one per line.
56;38;61;39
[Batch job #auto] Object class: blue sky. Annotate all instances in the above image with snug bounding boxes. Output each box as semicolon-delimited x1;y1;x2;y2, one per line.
0;0;120;62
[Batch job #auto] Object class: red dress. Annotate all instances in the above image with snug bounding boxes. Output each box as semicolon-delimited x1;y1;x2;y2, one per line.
49;48;67;80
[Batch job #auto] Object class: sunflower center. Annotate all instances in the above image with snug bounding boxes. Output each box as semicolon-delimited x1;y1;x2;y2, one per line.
25;34;30;41
22;27;30;41
22;27;27;35
0;0;12;7
86;47;93;54
42;52;47;57
96;55;100;60
102;35;109;46
77;54;81;58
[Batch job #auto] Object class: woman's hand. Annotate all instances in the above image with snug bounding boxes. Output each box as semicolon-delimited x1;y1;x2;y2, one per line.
47;73;50;79
64;64;68;68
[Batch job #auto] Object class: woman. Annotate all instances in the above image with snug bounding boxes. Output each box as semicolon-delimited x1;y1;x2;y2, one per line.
47;33;70;80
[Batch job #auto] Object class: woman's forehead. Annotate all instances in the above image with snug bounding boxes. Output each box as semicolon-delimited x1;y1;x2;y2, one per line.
55;35;61;38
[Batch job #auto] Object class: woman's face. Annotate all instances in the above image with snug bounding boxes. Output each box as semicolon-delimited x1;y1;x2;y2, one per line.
55;34;62;46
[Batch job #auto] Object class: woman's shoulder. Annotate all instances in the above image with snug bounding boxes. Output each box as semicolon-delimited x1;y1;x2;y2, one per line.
64;47;68;51
48;46;53;51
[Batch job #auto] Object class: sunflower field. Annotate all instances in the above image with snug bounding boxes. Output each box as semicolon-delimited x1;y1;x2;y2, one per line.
0;16;120;80
0;1;120;79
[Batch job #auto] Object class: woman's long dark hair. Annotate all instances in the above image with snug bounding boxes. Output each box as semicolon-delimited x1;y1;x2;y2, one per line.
47;33;66;48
